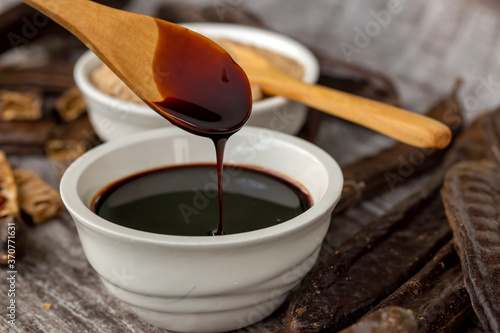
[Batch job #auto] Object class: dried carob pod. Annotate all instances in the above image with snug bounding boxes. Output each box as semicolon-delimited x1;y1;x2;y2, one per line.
201;5;265;28
339;307;418;333
284;107;498;333
95;0;131;9
442;161;500;333
0;152;26;265
154;3;265;28
372;241;471;332
154;3;213;24
316;57;401;107
297;62;403;143
284;190;452;333
14;169;63;225
432;107;500;177
299;59;403;143
0;90;43;121
55;86;87;122
0;63;76;94
336;82;463;214
0;119;56;155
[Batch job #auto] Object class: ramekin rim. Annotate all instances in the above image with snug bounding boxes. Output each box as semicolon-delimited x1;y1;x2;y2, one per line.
60;126;343;248
74;22;320;118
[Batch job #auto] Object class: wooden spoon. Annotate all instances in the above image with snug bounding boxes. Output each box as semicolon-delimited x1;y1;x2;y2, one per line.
22;0;253;136
221;41;452;148
23;0;451;148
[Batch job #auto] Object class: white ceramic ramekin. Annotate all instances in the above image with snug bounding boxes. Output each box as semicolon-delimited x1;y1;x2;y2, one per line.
74;23;320;142
60;127;342;332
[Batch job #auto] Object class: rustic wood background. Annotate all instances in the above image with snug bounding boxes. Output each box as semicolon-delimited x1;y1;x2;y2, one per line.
1;0;499;332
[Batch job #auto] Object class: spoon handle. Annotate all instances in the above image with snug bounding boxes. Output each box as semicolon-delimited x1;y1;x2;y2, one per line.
259;72;451;148
22;0;118;47
22;0;160;101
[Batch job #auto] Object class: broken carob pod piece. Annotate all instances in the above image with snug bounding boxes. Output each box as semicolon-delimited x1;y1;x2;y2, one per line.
55;86;87;122
0;90;43;121
339;307;418;333
45;115;100;175
0;152;27;265
0;119;56;155
284;188;452;333
14;169;64;225
372;241;471;332
442;161;500;333
336;82;463;214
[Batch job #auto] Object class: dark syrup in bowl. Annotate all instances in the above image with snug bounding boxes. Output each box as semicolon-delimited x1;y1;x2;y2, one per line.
91;164;313;236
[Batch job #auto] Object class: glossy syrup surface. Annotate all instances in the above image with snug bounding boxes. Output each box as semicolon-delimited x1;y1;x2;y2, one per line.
144;20;253;235
92;164;313;236
150;20;252;136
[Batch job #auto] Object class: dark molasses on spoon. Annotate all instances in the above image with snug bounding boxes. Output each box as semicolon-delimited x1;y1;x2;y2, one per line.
151;20;252;137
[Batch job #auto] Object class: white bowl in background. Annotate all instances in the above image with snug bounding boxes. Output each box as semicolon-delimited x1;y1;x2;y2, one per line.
60;126;342;332
74;23;320;142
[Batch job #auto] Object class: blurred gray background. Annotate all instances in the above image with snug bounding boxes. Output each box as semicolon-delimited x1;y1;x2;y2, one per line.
2;0;500;121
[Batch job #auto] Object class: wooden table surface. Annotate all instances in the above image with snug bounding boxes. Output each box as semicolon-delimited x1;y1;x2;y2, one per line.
1;0;499;332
